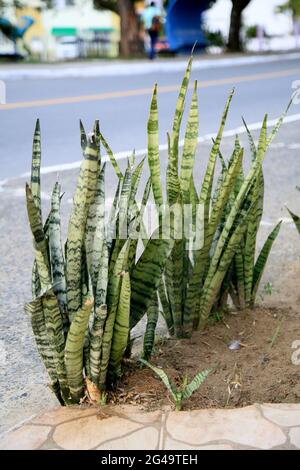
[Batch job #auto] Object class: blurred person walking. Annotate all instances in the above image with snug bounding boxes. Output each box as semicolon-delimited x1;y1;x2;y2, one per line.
141;1;162;60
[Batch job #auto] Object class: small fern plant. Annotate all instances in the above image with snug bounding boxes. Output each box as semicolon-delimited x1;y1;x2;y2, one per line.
140;359;211;411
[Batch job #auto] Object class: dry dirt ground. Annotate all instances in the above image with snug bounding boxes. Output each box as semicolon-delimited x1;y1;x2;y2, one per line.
112;296;300;411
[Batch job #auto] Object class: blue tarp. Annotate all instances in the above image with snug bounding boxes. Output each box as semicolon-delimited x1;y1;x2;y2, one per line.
0;16;34;41
166;0;210;52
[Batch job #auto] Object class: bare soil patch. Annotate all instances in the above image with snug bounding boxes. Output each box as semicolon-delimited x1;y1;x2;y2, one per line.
110;307;300;411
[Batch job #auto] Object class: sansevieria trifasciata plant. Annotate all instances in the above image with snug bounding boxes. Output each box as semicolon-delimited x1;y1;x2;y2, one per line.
25;120;172;405
145;55;287;338
140;359;211;411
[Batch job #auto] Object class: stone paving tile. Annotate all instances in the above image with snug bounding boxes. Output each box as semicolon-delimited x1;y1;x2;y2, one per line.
31;406;98;426
111;407;162;425
261;404;300;427
2;404;300;450
0;424;51;450
164;438;234;450
53;415;143;450
97;427;159;450
289;428;300;449
165;405;287;450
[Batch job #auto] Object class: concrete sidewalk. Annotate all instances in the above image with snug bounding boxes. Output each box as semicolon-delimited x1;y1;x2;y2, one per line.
1;52;300;80
1;404;300;450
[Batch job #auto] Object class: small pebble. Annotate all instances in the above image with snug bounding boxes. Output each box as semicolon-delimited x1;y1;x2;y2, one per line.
228;340;241;351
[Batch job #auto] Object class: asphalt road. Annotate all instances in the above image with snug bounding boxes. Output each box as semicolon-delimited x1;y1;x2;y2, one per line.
1;54;300;180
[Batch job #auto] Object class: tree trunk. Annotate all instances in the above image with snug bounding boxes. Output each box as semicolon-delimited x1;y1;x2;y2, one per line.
227;0;251;52
117;0;143;57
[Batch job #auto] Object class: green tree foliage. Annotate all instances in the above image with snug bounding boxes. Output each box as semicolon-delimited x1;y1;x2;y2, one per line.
277;0;300;19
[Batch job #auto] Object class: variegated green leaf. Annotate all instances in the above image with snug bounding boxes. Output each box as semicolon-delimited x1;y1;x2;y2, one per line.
99;131;123;180
85;163;106;294
140;359;177;401
182;369;211;400
142;291;159;360
148;84;163;207
89;304;108;386
66;135;99;318
49;182;68;319
31;119;42;217
130;231;173;329
65;299;93;402
180;80;199;203
99;241;129;388
167;57;192;205
26;184;51;290
42;289;69;403
287;208;300;234
80;120;87;151
109;272;131;380
251;221;282;304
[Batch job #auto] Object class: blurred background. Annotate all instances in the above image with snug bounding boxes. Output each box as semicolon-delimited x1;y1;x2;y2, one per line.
0;0;299;61
1;0;300;179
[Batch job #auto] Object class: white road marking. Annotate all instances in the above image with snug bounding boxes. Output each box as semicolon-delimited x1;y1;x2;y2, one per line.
15;112;300;178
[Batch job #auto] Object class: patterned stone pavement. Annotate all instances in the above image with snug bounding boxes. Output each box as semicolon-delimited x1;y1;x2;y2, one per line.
0;404;300;450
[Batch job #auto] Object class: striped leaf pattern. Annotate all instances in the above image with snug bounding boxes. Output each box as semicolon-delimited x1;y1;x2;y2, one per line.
148;84;163;207
89;304;108;386
251;221;282;304
109;272;131;380
182;369;211;400
65;299;93;402
49;183;68;320
167;57;192;205
31;119;42;216
66;135;99;318
142;291;159;360
130;231;173;329
287;208;300;235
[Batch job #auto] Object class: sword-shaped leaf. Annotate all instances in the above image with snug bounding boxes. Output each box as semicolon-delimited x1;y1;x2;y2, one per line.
42;289;69;403
148;84;163;207
180;80;199;204
182;369;211;400
142;291;159;360
31;119;42;217
25;297;64;405
140;359;177;401
99;131;123;180
167;57;192;205
89;304;108;386
49;182;68;319
26;184;51;290
85;163;106;294
109;272;131;380
287;208;300;234
99;241;129;388
130;230;173;329
79;120;87;151
66;135;98;318
251;221;282;304
65;299;93;402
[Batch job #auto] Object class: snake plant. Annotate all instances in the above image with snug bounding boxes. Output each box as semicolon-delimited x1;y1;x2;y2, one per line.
223;117;290;310
287;207;300;234
146;56;287;338
140;359;211;411
25;120;171;405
